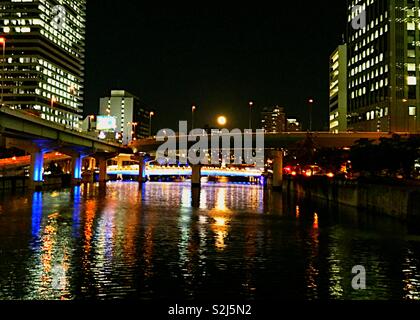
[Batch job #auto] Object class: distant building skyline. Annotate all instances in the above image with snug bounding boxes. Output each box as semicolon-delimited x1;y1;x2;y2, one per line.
287;118;303;132
261;106;300;133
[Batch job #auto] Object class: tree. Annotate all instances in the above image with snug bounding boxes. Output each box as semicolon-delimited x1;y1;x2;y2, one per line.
350;135;420;179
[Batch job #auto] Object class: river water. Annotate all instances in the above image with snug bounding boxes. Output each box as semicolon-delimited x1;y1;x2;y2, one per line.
0;182;419;300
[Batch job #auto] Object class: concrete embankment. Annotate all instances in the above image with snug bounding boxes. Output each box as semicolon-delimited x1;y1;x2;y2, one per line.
0;175;72;192
283;176;420;221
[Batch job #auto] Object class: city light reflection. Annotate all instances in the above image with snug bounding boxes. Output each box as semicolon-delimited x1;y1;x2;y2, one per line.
31;192;43;238
0;182;418;300
210;188;231;251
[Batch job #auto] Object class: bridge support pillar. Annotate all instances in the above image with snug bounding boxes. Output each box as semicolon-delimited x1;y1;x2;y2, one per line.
93;152;119;183
29;149;45;191
272;150;284;192
5;138;50;190
87;157;96;171
71;153;85;186
98;158;108;183
191;165;201;188
138;156;147;183
117;156;124;169
81;157;95;184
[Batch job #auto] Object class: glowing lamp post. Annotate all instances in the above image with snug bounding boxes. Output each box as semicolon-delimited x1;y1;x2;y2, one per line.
88;115;94;132
0;37;6;106
128;121;138;141
308;99;314;132
192;105;196;130
149;111;155;137
249;101;254;129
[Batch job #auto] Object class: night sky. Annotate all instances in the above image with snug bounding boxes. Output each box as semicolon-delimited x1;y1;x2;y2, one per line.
85;1;347;131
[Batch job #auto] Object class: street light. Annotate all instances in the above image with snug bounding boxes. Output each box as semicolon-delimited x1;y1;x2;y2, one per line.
149;111;154;137
192;105;196;131
128;121;138;140
308;99;314;131
0;37;6;106
249;101;254;129
88;115;94;132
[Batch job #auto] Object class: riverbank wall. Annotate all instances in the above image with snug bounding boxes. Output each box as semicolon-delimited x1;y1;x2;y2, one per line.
0;175;72;192
283;176;420;221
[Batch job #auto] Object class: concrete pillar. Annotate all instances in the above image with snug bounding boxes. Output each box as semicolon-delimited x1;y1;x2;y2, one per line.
98;158;108;183
138;156;146;183
71;154;84;186
117;156;124;169
191;187;200;208
272;150;284;191
88;158;96;170
191;165;201;188
63;160;71;174
29;149;45;190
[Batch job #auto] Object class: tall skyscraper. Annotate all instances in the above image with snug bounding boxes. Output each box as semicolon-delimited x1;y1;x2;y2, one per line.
329;44;348;133
347;0;420;133
261;106;287;133
0;0;86;129
99;90;151;145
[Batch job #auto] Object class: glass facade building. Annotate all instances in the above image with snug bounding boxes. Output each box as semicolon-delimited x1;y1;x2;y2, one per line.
0;0;86;130
347;0;420;132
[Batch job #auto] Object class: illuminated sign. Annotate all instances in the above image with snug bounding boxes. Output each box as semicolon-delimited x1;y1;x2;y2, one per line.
96;116;117;131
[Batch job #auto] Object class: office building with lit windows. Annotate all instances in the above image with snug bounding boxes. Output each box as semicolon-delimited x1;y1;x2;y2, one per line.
261;106;287;133
99;90;150;145
0;0;86;129
329;44;348;133
347;0;420;132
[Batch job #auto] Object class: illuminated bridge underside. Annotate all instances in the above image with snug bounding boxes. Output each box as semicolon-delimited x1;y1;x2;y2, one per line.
108;166;263;178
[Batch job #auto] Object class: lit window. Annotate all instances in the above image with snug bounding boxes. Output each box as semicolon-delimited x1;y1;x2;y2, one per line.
408;63;416;71
407;76;417;85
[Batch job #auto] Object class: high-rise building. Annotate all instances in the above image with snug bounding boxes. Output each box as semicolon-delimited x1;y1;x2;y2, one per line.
347;0;420;132
287;118;303;132
0;0;86;129
99;90;150;145
329;44;348;133
261;106;287;133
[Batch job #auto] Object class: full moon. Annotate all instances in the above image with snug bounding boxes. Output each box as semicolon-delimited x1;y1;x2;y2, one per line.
217;116;227;126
